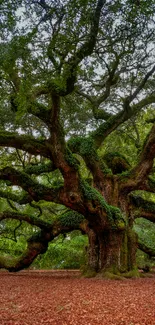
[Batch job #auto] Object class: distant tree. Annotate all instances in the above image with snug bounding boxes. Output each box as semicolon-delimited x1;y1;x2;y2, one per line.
0;0;155;276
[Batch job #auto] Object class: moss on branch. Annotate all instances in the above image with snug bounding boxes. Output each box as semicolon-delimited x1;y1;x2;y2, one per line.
130;124;155;184
0;131;51;158
68;137;98;161
0;230;52;272
59;210;85;228
25;162;55;175
0;167;62;203
130;195;155;223
148;177;155;192
0;211;52;229
0;212;86;272
92;111;124;147
130;195;155;213
0;190;32;205
80;180;125;230
138;240;155;257
103;152;130;175
65;147;80;169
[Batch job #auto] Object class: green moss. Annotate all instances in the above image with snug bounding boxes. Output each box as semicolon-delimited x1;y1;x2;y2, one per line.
80;138;98;160
25;162;54;175
99;159;113;175
59;210;85;228
130;194;155;212
80;179;111;212
85;177;93;186
68;136;98;161
83;270;97;278
65;147;79;169
0;255;17;269
110;206;126;230
52;179;64;187
103;152;130;175
80;180;125;229
100;271;123;280
148;176;155;191
81;265;97;278
120;170;131;177
121;269;140;278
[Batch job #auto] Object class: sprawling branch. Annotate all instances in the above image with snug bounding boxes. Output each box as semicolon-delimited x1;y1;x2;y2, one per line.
0;167;62;204
93;57;120;113
24;161;56;175
118;123;155;195
0;132;51;158
0;190;32;205
76;89;113;120
68;136;111;197
0;210;87;272
130;195;155;223
131;123;155;182
92;110;125;147
125;64;155;105
27;101;51;125
136;210;155;223
130;93;155;112
47;0;105;96
0;166;124;233
138;240;155;257
87;90;155;148
0;211;52;230
91;96;155;148
0;230;52;272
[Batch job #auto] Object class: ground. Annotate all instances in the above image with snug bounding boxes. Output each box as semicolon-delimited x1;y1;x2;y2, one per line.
0;270;155;325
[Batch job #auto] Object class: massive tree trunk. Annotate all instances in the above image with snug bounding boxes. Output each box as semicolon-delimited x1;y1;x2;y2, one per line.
86;226;138;275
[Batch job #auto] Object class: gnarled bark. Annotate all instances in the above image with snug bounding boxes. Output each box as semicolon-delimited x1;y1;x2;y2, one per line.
86;227;138;275
0;230;52;272
138;240;155;257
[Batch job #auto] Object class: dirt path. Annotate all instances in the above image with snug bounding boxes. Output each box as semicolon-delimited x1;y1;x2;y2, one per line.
0;270;154;325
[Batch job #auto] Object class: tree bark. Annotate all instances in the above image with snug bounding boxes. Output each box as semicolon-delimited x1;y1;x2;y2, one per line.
86;227;138;275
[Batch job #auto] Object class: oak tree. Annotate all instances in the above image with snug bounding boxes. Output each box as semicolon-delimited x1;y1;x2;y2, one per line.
0;0;155;276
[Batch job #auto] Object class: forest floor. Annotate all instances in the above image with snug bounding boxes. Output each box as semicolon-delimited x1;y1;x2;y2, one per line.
0;270;155;325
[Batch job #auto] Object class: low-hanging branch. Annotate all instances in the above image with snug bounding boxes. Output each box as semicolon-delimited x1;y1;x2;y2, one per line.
135;209;155;223
0;131;51;158
0;167;62;204
138;240;155;257
0;190;32;205
0;210;87;272
0;230;53;272
130;195;155;223
0;211;52;229
24;161;56;175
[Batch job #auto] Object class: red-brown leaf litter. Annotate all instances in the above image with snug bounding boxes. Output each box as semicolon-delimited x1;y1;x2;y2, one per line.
0;270;154;325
